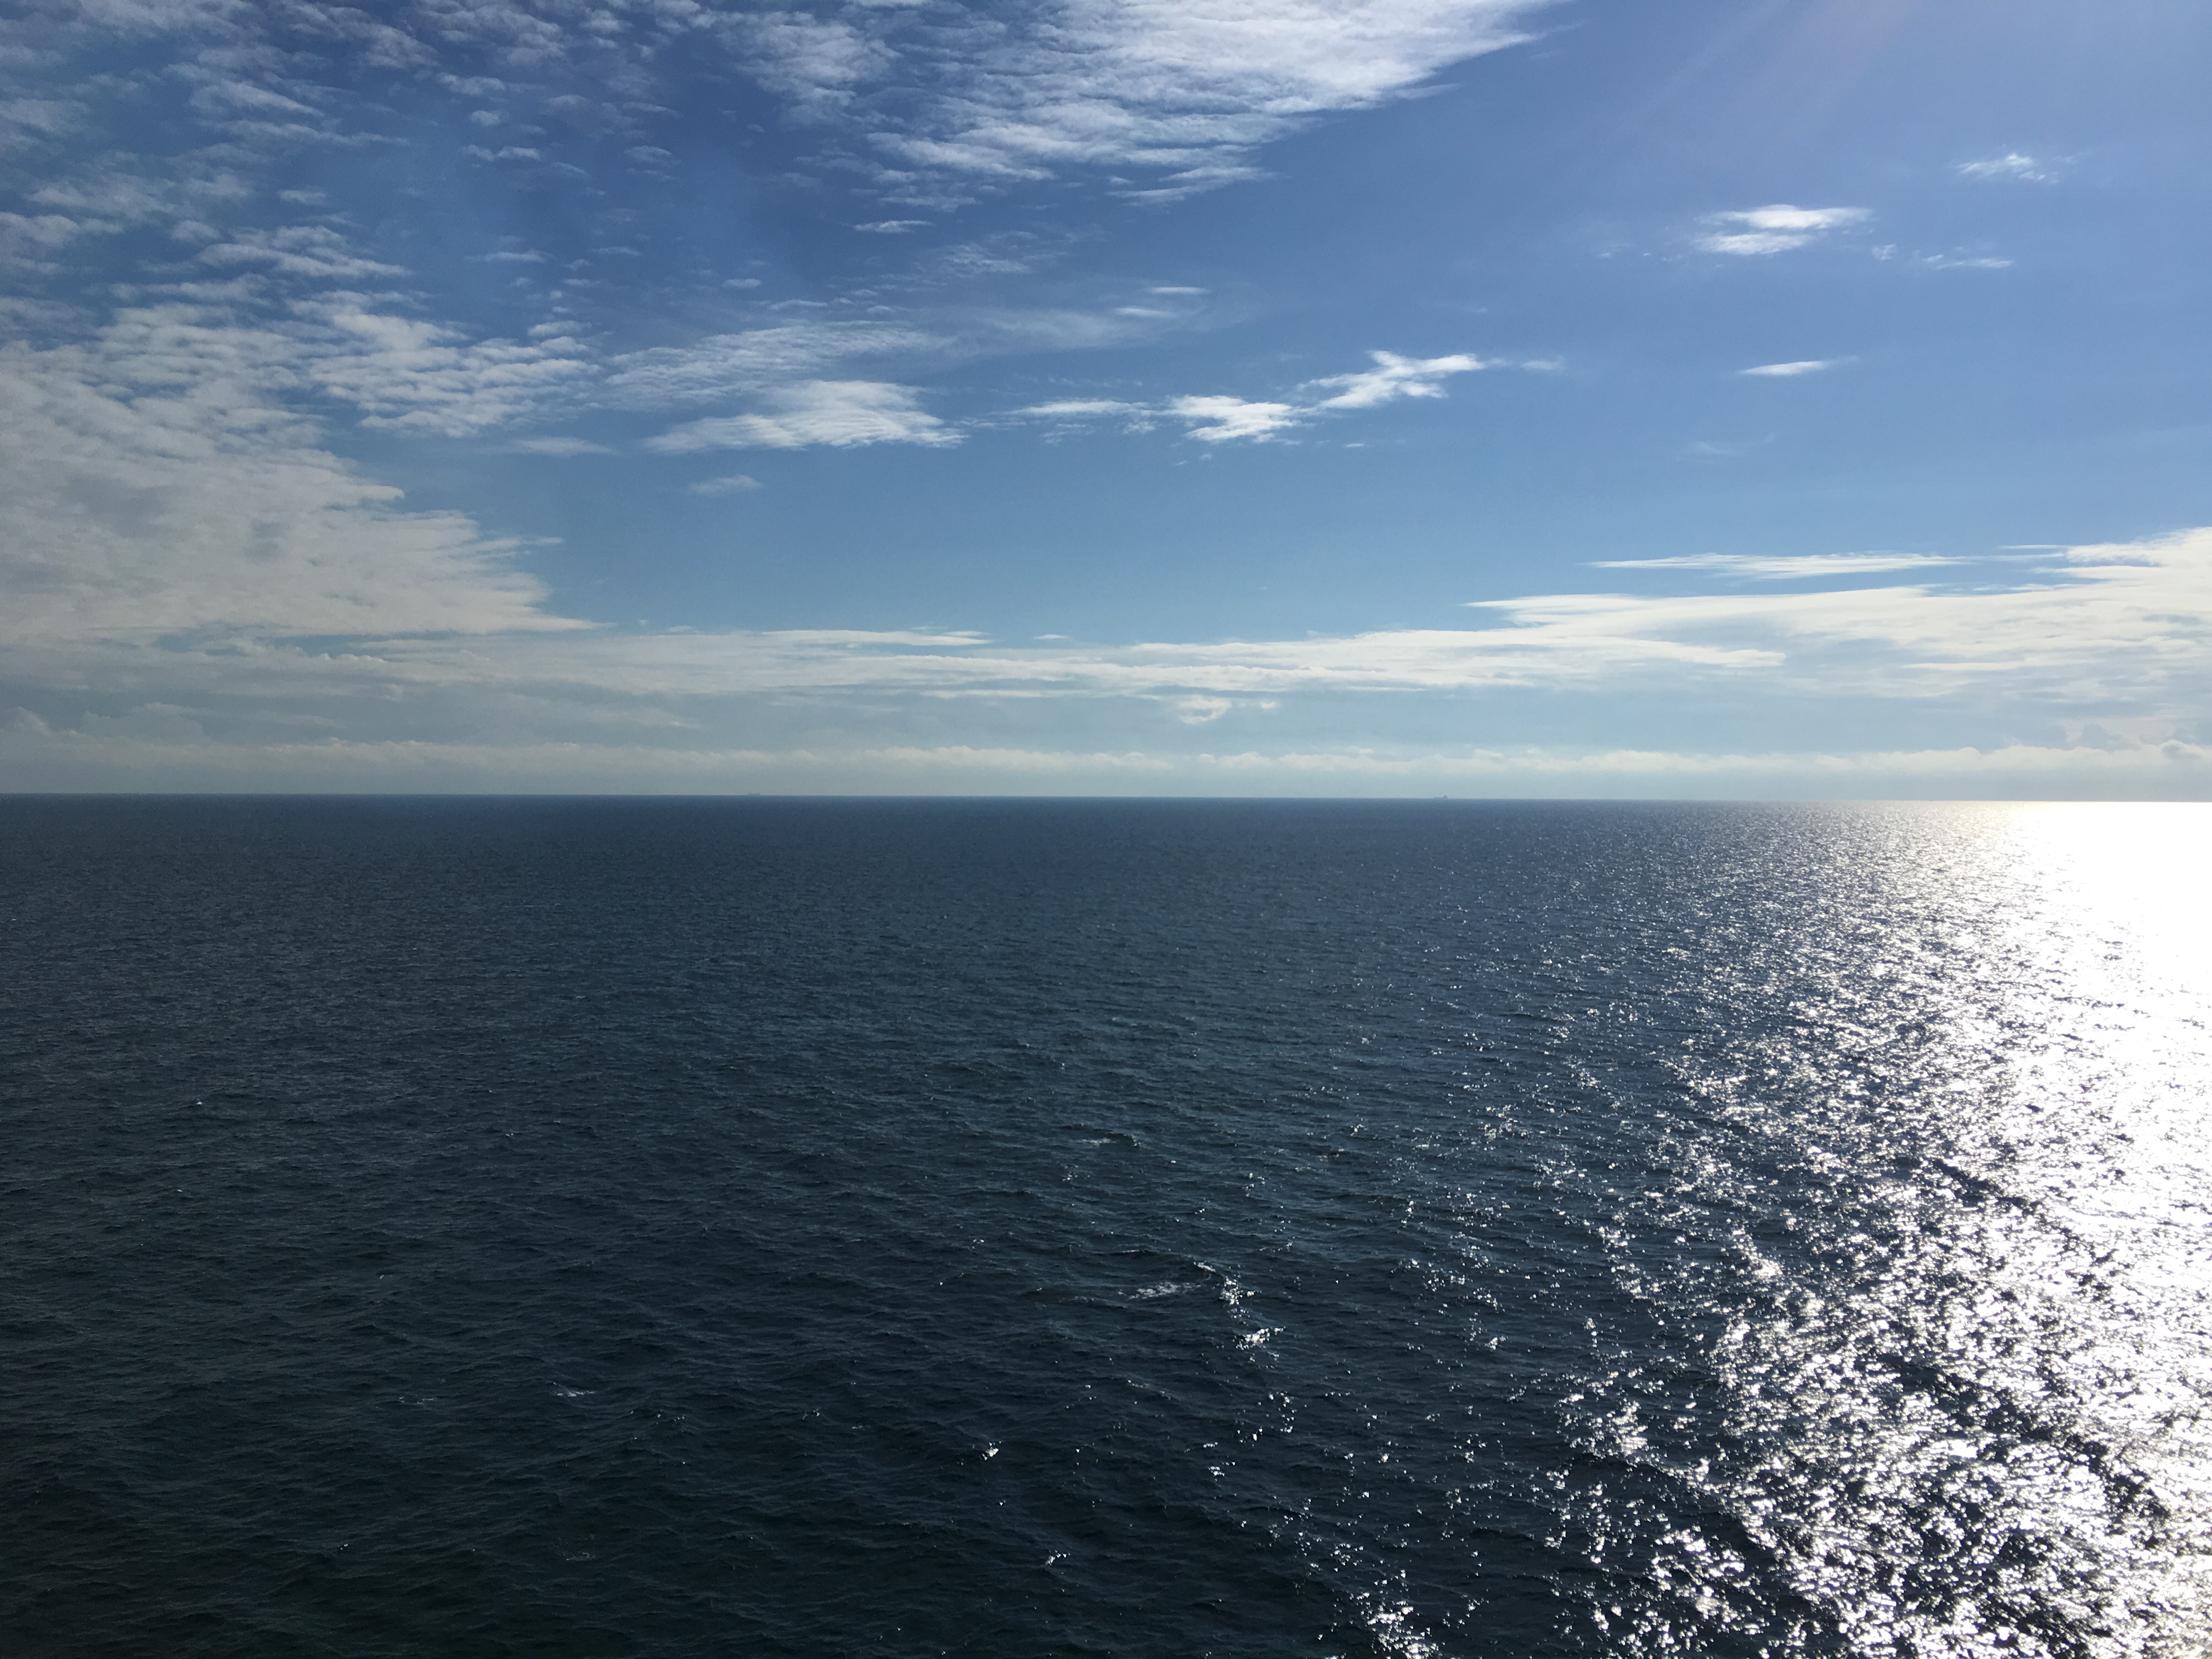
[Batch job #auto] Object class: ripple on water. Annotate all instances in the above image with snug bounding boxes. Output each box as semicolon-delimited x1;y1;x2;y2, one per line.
0;798;2205;1658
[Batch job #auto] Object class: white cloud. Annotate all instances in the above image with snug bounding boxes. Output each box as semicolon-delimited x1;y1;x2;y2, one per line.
1018;398;1148;418
301;301;597;436
1012;349;1500;442
0;97;83;149
689;473;763;495
197;224;406;280
509;436;612;455
189;78;321;120
30;163;250;229
7;505;2210;794
0;335;578;646
60;531;2205;706
1698;205;1870;256
1592;552;1964;579
646;380;960;450
0;8;1539;487
29;0;1547;210
0;209;97;269
1740;358;1841;377
607;323;946;407
1466;530;2212;701
1958;153;2058;183
862;0;1549;196
1307;349;1485;408
720;10;899;115
1168;394;1303;442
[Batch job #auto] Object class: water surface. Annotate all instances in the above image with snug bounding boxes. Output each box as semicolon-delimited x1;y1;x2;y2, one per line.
3;799;2207;1656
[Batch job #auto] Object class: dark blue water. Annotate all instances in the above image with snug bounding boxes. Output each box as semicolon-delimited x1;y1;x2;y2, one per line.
4;798;2208;1657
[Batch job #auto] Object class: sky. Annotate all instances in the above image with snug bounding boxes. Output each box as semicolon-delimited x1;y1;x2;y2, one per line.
2;0;2208;797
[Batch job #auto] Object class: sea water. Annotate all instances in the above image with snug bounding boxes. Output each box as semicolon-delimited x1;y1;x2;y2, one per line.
3;798;2208;1657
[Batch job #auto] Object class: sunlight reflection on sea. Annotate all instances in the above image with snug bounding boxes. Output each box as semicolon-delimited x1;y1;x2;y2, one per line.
1626;805;2212;1656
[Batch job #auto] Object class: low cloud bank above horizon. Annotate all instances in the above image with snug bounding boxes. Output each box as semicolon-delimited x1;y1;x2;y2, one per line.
5;507;2208;794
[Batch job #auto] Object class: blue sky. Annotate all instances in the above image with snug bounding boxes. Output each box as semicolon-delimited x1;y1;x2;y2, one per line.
2;0;2208;795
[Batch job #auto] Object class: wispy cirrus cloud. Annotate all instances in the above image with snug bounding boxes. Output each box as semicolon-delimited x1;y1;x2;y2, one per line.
1309;350;1489;408
0;208;96;271
193;225;408;281
606;323;949;408
507;436;612;456
0;3;1547;478
1591;552;1963;579
1017;349;1504;443
1474;532;2212;702
35;291;599;443
688;473;763;496
645;380;960;452
1167;395;1304;442
302;301;597;436
1740;358;1844;377
719;9;900;116
1957;153;2060;183
848;0;1554;199
1698;205;1870;256
19;0;1551;205
1020;398;1150;421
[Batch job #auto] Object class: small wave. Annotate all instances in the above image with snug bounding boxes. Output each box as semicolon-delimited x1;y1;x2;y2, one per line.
1128;1280;1198;1300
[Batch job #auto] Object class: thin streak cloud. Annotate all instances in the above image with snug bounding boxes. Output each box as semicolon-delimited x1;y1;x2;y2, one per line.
646;381;961;452
1698;205;1870;256
1012;351;1503;442
1740;359;1843;377
1592;552;1963;578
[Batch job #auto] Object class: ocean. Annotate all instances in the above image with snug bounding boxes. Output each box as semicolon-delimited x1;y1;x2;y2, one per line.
3;797;2208;1657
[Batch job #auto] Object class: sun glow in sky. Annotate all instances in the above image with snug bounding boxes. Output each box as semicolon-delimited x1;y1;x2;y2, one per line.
1;0;2207;795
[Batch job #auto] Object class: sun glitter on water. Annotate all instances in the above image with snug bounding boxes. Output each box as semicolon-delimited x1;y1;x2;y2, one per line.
1676;804;2212;1656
